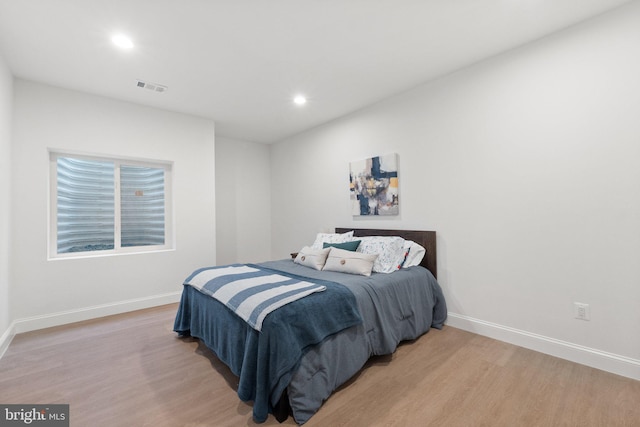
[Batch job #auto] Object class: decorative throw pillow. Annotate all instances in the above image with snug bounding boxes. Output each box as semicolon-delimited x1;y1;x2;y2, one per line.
323;240;361;252
294;246;331;270
402;240;426;268
311;230;355;250
323;247;378;276
357;236;406;273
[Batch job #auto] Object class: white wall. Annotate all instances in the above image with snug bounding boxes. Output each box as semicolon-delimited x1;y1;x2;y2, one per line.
271;3;640;378
10;80;216;329
215;136;272;265
0;53;13;347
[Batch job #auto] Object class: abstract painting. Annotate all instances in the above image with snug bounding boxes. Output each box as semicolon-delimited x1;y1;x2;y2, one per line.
350;153;399;216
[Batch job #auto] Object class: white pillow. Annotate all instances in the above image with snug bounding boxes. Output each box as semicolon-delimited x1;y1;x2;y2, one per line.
402;240;426;268
357;236;406;273
323;247;378;276
310;230;354;250
294;246;331;270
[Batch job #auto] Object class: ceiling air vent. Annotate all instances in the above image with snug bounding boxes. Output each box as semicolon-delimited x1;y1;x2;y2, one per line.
136;80;168;93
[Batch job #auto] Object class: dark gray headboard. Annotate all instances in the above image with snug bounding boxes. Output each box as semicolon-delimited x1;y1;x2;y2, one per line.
335;228;437;279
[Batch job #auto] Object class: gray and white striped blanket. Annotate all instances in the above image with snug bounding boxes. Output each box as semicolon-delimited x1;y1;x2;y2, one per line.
184;264;326;331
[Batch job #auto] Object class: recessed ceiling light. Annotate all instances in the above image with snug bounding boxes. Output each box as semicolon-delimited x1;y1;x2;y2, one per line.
112;34;134;49
293;95;307;106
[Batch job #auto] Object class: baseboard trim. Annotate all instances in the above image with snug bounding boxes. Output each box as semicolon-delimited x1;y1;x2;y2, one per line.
5;302;638;381
11;291;182;335
0;322;16;360
446;313;640;381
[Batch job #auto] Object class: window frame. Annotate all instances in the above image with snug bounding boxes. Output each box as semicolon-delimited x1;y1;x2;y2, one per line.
49;150;174;260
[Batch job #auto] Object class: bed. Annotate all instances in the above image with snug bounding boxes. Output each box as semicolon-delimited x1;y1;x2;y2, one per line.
173;228;447;424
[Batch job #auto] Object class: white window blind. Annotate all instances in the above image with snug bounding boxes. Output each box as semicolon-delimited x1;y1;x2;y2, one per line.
51;152;172;258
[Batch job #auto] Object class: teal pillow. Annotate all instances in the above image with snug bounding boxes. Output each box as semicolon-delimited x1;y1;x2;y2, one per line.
323;240;361;251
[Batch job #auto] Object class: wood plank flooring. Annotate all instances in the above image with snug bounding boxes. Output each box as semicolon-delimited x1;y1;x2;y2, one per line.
0;304;638;426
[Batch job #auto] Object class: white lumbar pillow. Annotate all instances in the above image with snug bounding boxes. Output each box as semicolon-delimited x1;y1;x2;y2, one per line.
323;247;378;276
294;246;331;270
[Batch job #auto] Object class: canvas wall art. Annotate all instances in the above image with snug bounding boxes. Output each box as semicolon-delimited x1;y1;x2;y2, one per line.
350;153;399;216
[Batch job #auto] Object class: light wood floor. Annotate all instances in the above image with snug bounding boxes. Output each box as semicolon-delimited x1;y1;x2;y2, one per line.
0;304;638;427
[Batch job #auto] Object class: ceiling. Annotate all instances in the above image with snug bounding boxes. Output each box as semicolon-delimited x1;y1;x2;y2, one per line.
0;0;632;143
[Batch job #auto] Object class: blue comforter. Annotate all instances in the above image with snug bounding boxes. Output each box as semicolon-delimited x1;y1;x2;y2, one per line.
275;261;447;424
173;264;362;422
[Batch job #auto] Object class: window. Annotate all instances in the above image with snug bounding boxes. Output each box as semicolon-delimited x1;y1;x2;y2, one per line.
50;152;173;258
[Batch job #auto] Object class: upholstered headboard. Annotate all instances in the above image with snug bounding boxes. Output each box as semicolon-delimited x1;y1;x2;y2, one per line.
335;228;437;279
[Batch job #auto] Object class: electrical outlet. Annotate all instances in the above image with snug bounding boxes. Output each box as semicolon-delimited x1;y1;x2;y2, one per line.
574;302;590;321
